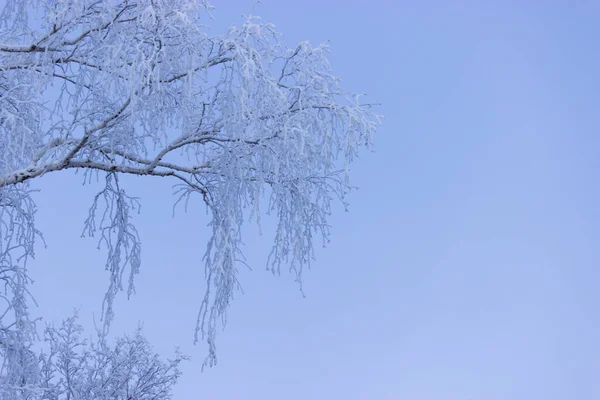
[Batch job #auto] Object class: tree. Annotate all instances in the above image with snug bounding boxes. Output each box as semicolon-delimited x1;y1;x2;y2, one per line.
0;0;379;386
1;312;186;400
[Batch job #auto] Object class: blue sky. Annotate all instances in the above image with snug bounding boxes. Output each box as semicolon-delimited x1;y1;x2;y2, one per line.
26;1;600;399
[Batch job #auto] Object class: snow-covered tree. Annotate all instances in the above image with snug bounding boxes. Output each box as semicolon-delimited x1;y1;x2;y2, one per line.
1;312;186;400
0;0;379;382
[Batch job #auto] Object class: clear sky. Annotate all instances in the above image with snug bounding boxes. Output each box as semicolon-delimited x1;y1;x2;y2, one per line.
26;1;600;399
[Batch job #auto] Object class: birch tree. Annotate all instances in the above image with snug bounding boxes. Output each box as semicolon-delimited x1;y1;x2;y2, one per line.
0;0;379;380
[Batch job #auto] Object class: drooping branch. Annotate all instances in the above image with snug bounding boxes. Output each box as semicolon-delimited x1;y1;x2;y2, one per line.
0;0;381;371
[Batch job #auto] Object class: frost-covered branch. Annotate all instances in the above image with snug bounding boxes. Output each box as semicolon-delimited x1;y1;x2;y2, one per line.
0;185;43;399
0;0;381;370
0;312;186;400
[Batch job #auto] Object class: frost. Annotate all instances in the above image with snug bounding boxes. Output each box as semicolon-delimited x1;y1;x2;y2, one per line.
0;0;381;376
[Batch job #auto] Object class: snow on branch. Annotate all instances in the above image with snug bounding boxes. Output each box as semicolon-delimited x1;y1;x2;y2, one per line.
1;312;187;400
0;0;381;370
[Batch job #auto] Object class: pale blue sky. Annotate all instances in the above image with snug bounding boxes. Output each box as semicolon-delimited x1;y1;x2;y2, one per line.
27;1;600;399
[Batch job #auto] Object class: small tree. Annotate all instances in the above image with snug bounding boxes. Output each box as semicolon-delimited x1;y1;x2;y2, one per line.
0;0;379;380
